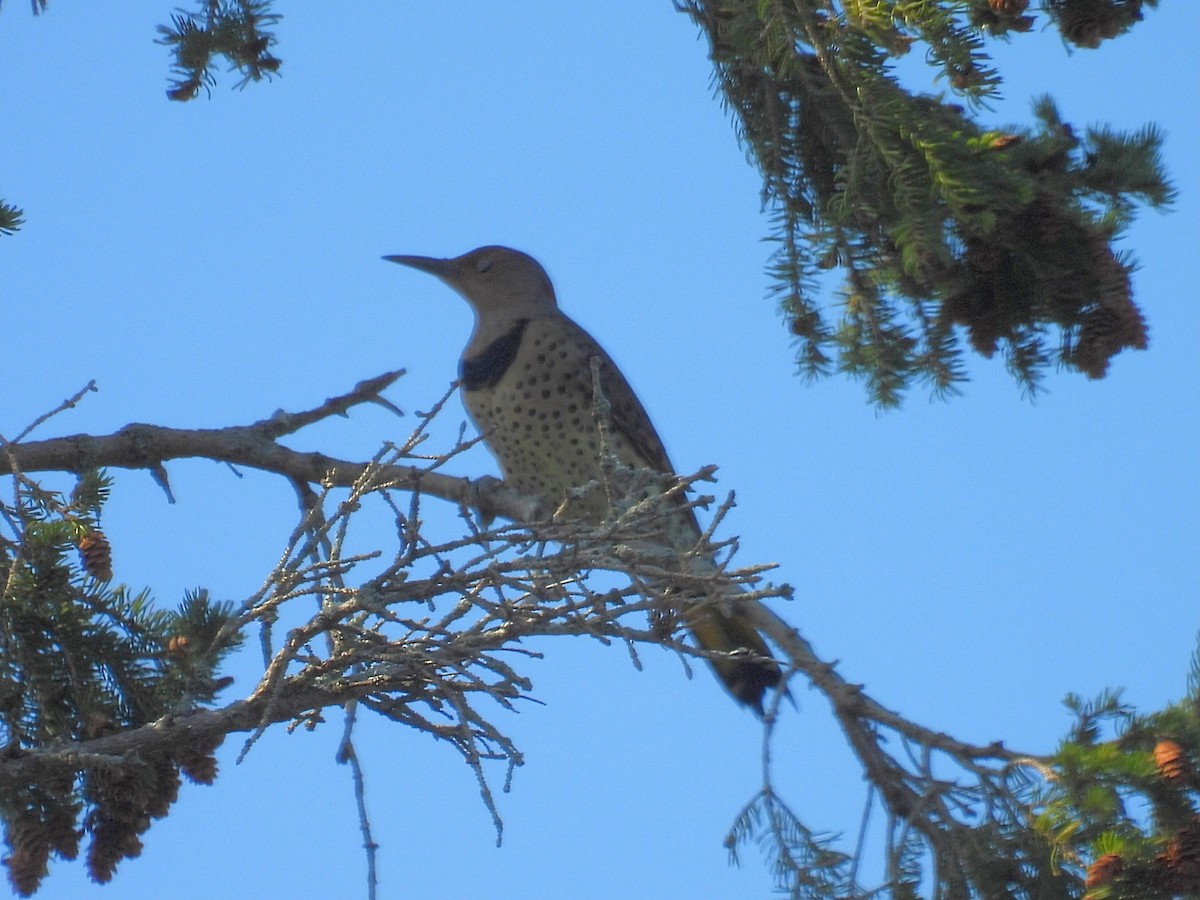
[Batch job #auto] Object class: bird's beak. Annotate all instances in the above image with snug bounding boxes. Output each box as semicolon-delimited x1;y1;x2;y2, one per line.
382;254;455;278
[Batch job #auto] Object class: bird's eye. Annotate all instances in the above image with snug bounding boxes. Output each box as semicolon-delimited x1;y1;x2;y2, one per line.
475;258;494;274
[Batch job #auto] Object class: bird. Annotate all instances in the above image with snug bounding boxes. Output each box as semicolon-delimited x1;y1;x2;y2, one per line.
384;245;781;713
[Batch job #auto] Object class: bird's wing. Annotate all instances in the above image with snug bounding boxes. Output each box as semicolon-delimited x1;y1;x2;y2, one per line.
563;322;676;474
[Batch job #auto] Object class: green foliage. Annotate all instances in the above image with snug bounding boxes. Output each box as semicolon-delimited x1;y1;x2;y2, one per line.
729;660;1200;900
726;790;856;897
678;0;1173;405
0;200;23;236
156;0;281;101
0;470;240;895
1033;656;1200;898
725;698;1077;899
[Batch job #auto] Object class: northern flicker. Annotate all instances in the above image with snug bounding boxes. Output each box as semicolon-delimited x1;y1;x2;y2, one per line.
384;245;781;712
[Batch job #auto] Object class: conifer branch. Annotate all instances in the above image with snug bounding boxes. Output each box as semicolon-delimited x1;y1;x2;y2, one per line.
677;0;1171;404
156;0;281;101
0;201;23;236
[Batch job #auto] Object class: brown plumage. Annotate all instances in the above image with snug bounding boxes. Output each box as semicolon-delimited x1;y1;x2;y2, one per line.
385;245;781;712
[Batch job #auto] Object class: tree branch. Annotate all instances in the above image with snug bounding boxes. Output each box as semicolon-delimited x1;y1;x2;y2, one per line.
0;682;360;791
2;370;538;523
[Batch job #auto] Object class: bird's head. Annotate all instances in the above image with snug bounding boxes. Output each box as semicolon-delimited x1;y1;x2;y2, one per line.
384;245;559;320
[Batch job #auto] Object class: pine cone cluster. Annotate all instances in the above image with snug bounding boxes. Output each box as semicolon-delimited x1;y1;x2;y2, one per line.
2;796;80;898
4;731;227;893
1053;0;1144;49
82;753;180;884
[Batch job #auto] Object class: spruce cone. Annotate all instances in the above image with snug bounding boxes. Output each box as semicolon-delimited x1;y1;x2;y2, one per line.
167;77;202;102
4;781;84;894
4;814;51;898
177;734;225;786
178;751;219;786
1071;300;1148;379
85;816;143;886
1154;739;1192;784
989;0;1029;14
1084;852;1123;889
1071;242;1145;380
83;754;181;884
1164;818;1200;894
1058;4;1124;49
77;530;113;582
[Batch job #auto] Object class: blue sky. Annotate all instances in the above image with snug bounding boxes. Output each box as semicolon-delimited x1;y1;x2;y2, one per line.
3;4;1198;898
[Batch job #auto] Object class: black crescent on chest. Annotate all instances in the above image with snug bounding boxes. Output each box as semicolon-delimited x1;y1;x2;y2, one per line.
459;318;531;391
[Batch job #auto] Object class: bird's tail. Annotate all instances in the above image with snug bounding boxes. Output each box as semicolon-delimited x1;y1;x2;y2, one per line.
613;479;782;712
685;599;781;715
